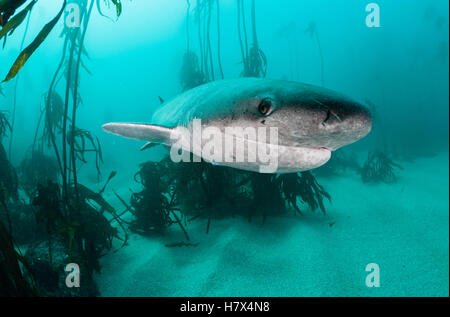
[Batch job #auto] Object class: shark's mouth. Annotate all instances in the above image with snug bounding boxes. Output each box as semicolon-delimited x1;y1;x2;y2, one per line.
314;147;332;151
194;132;332;173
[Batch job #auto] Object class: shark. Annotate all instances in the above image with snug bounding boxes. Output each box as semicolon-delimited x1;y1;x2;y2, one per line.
102;78;372;173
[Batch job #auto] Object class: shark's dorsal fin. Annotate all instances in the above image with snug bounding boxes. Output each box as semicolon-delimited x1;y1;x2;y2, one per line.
102;123;174;145
158;96;165;104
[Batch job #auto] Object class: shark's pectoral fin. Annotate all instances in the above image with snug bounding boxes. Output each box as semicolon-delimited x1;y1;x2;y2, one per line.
102;123;174;145
140;142;159;151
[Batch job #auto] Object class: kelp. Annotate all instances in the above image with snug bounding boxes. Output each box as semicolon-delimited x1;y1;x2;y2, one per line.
183;0;224;85
0;0;35;42
305;21;325;87
216;0;224;79
30;92;65;166
130;161;189;240
130;158;332;238
32;180;125;276
110;0;121;17
0;0;27;27
360;151;403;184
96;0;122;20
0;112;18;238
19;151;59;199
277;172;331;215
3;0;67;82
247;172;331;221
0;200;45;245
66;126;103;178
0;215;35;297
27;180;121;296
0;139;35;296
0;0;128;297
6;1;32;161
98;170;116;195
237;0;267;78
0;0;128;296
243;44;267;77
180;50;206;91
1;0;123;82
0;142;18;202
0;110;11;138
44;92;65;140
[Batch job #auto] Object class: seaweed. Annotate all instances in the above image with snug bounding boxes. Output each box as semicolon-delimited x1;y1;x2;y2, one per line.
1;151;35;296
130;161;189;240
0;201;45;245
0;1;28;27
237;0;267;78
31;180;125;278
0;0;35;43
360;151;403;184
215;0;224;79
5;0;32;161
0;215;35;297
0;142;18;203
196;0;213;81
44;92;65;134
182;0;224;87
180;50;206;91
0;0;129;297
66;126;103;178
130;158;332;237
305;21;325;86
277;172;331;215
243;44;267;78
96;0;123;20
0;110;12;139
1;0;123;82
3;0;66;82
19;151;59;200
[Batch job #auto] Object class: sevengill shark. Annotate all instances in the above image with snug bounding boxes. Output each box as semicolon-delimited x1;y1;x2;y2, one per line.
102;78;372;173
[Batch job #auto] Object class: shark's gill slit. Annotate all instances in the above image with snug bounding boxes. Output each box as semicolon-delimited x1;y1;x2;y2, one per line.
331;110;342;122
322;110;331;126
322;110;342;126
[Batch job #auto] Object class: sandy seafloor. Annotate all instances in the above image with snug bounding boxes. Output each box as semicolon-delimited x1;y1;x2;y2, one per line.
93;151;449;297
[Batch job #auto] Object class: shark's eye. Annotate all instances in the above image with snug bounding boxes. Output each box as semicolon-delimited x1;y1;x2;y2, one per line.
258;98;274;116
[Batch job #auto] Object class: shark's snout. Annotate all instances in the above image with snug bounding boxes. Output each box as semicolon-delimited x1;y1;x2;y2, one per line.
324;100;371;129
319;100;372;150
285;98;372;151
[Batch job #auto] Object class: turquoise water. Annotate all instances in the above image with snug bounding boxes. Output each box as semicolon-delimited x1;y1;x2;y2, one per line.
0;0;448;297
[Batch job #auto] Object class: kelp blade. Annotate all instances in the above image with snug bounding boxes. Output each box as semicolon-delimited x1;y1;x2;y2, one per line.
111;0;122;17
0;0;36;41
97;0;122;20
0;0;26;14
2;0;66;82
